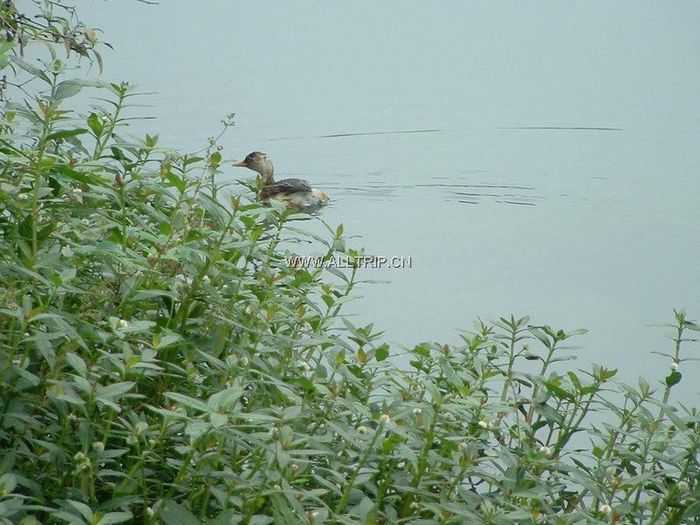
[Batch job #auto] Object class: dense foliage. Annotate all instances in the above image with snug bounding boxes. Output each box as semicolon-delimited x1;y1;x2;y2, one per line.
1;2;698;524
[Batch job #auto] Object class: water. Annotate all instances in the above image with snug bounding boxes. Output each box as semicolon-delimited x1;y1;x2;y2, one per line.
83;1;700;397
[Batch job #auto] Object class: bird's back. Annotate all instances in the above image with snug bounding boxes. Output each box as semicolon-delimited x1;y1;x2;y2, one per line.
260;178;312;199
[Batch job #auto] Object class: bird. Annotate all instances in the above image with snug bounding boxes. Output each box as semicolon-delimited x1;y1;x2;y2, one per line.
233;151;329;210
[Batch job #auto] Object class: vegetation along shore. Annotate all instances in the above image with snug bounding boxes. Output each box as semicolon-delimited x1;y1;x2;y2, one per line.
0;2;698;524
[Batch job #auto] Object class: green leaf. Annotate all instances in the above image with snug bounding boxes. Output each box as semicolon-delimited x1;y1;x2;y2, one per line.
249;516;274;525
87;113;104;137
54;80;83;100
164;392;209;413
0;473;17;495
66;500;93;523
544;380;574;401
208;385;243;412
665;370;682;387
159;500;201;525
65;352;87;377
11;57;51;83
209;151;222;167
118;320;156;334
0;41;14;69
155;333;182;349
209;510;241;525
166;173;186;193
53;164;107;186
96;381;135;400
683;501;700;518
110;146;127;161
98;512;133;525
375;343;390;362
210;412;228;428
52;511;87;525
534;403;564;425
46;128;89;142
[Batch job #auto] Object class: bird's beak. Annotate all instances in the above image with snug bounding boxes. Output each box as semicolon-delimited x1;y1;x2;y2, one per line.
232;160;247;167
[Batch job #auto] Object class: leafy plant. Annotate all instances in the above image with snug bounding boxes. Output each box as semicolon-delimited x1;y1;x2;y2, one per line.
1;2;698;524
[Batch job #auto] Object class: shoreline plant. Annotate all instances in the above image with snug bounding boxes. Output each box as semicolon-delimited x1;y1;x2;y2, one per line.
1;2;698;524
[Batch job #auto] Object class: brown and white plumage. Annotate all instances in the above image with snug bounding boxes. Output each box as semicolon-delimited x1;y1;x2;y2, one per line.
233;152;329;210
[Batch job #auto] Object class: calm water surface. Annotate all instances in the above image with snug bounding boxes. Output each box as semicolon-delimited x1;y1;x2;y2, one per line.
84;1;700;397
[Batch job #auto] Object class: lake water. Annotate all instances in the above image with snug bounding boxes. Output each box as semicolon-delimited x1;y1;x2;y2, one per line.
83;1;700;398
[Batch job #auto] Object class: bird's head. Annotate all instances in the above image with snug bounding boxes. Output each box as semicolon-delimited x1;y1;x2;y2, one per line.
233;151;273;178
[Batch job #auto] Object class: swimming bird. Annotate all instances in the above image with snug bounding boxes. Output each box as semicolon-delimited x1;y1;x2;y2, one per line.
233;151;329;210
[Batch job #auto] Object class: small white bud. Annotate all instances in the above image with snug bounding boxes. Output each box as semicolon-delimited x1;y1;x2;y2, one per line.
538;445;553;457
379;413;391;424
599;504;612;515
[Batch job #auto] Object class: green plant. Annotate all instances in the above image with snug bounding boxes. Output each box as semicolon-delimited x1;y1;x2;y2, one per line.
1;2;698;524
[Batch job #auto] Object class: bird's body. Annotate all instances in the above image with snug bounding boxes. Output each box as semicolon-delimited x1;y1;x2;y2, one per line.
233;152;329;210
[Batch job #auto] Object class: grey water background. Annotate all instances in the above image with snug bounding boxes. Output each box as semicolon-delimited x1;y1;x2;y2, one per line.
83;1;699;397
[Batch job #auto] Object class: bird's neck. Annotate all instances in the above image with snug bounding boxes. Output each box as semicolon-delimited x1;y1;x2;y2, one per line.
259;163;274;185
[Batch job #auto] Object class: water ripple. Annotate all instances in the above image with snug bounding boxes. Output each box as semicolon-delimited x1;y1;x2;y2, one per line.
322;179;544;207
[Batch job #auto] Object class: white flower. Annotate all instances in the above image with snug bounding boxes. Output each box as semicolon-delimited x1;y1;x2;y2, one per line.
538;445;553;457
379;413;391;424
599;504;612;514
671;361;679;370
356;425;370;434
117;319;128;329
478;420;489;429
412;407;422;415
19;193;29;200
397;461;406;469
